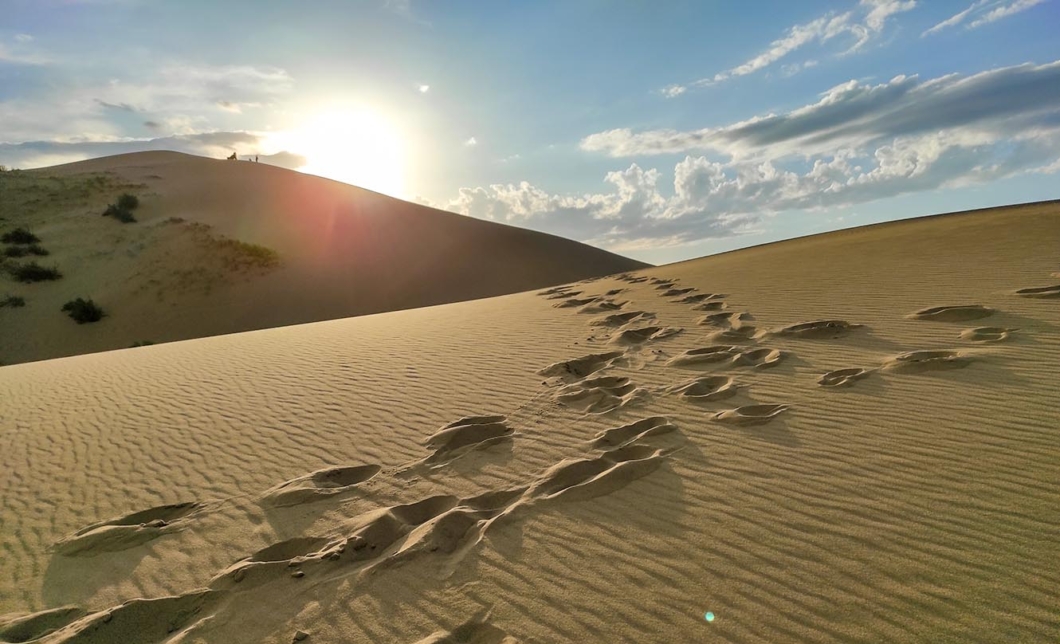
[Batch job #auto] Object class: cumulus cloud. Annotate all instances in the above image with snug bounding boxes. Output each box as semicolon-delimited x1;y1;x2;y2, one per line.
0;132;304;171
435;59;1060;250
664;0;916;96
924;0;1047;35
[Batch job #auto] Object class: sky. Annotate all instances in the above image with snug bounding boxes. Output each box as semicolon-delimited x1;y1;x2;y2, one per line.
1;0;1059;264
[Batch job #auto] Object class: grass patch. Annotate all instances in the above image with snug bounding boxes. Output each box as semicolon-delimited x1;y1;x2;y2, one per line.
3;244;49;258
62;298;105;323
1;227;40;244
5;261;62;282
102;192;141;223
0;295;25;308
117;193;139;210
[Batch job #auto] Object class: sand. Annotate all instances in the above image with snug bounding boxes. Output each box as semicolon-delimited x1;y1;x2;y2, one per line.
0;201;1058;642
0;152;646;365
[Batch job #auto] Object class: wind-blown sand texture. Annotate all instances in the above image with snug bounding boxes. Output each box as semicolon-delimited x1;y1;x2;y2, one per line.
1;201;1059;642
0;152;646;365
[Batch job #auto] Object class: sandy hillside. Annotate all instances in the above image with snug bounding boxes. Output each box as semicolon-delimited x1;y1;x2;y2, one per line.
0;152;647;365
1;201;1058;643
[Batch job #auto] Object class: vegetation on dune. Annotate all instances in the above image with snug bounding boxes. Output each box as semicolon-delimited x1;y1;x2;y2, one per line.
103;192;142;223
3;244;49;258
0;295;26;308
1;227;41;244
5;261;62;282
62;297;105;324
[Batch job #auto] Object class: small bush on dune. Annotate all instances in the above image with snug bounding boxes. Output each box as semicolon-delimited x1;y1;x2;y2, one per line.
3;244;49;258
1;227;40;244
62;298;105;323
6;261;62;282
0;295;25;308
103;203;136;223
117;193;140;210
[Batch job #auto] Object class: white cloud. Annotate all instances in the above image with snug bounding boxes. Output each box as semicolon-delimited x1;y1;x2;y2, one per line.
664;0;916;95
418;84;430;93
923;0;1046;35
14;34;33;43
434;59;1060;249
464;137;478;147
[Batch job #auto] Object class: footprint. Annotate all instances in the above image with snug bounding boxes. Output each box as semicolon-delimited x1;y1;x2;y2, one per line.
712;404;788;426
0;606;86;643
959;326;1016;343
45;591;220;644
543;290;582;301
1014;284;1060;298
732;348;783;369
691;301;727;312
667;345;740;367
604;288;626;296
247;536;332;563
681;293;725;304
526;445;667;503
698;311;752;328
538;286;572;297
539;351;625;382
653;282;677;290
590;416;678;450
589;310;655;327
411;614;516;644
882;350;971;373
262;464;381;507
771;319;862;339
617;274;648;284
707;327;759;344
577;299;627;314
609;325;682;346
553;297;599;309
670;375;740;402
909;305;994;322
818;368;872;388
661;287;696;297
54;502;201;556
424;417;513;465
555;375;648;414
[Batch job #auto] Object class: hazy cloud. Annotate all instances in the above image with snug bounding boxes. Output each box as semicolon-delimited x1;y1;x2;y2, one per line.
664;0;916;96
923;0;1046;35
464;137;478;147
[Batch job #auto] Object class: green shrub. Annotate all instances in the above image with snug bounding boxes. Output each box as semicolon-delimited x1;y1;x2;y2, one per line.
62;298;105;323
3;244;48;258
6;262;62;282
0;295;25;308
1;228;40;244
103;203;136;223
117;193;140;210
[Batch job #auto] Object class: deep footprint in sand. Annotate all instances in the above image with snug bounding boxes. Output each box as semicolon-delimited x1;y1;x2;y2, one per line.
539;351;625;382
589;310;655;327
692;300;727;312
713;404;788;426
707;327;759;344
670;375;740;401
681;293;724;304
909;305;994;322
526;444;668;503
1014;284;1060;298
661;287;696;297
771;319;862;339
555;375;648;414
731;348;783;369
0;606;87;643
538;285;573;297
262;464;381;507
412;615;518;644
54;502;201;556
577;299;627;314
37;591;220;644
590;416;678;450
699;311;753;328
818;368;872;388
959;326;1015;343
553;297;599;309
543;289;582;300
423;416;514;465
667;345;740;367
609;325;683;346
882;350;971;373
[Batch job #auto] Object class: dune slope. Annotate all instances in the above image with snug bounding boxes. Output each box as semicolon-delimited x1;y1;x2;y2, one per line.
0;201;1058;642
0;151;647;365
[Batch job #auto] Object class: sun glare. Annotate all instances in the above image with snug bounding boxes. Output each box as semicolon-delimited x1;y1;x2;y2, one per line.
282;108;406;198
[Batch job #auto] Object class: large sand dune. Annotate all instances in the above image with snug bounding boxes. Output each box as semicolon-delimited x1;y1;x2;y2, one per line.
0;152;647;365
1;202;1058;642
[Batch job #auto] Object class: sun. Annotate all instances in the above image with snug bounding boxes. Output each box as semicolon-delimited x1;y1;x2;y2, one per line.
283;108;406;198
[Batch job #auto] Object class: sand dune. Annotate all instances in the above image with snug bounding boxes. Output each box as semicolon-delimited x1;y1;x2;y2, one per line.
1;201;1059;642
0;152;646;365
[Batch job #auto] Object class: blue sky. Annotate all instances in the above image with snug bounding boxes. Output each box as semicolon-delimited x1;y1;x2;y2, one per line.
2;0;1058;264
